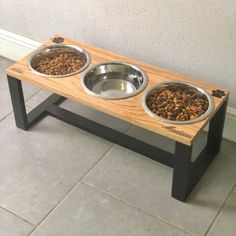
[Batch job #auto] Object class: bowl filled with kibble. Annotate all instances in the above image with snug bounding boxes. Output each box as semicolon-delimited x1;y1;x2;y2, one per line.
28;44;91;77
142;81;214;124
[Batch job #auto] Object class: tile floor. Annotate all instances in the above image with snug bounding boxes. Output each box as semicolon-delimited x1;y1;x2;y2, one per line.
0;56;235;236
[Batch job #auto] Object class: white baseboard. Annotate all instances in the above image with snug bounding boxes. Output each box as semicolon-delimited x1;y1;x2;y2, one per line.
0;29;41;61
223;107;236;143
0;29;235;143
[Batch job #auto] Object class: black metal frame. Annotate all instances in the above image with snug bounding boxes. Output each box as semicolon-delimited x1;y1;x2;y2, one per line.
7;75;228;202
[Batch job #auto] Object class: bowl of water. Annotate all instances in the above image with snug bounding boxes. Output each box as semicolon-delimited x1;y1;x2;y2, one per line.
80;61;148;99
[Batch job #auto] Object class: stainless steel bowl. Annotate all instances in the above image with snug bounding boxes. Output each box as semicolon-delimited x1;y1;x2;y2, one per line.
28;44;91;78
142;81;214;124
80;61;148;99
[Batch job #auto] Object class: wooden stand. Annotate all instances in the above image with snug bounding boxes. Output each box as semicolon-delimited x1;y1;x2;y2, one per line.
6;36;229;202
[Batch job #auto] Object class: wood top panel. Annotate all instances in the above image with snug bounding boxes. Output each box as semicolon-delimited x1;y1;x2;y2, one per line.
6;36;229;146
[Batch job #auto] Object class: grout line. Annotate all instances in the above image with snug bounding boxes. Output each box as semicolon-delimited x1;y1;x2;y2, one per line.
0;205;36;226
27;145;115;235
24;88;42;103
83;182;195;236
204;183;236;236
79;145;115;182
0;110;13;122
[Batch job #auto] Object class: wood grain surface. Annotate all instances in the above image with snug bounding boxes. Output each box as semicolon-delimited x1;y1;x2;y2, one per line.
6;36;229;146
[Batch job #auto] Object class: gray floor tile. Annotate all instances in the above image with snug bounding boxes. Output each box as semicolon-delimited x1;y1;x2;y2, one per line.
0;114;112;224
0;208;34;236
31;183;188;236
84;140;236;236
26;89;131;132
207;185;236;236
0;57;40;120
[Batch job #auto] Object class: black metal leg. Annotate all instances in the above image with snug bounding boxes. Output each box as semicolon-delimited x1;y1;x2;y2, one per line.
207;99;228;156
172;142;192;201
7;75;65;130
7;75;28;130
172;99;228;202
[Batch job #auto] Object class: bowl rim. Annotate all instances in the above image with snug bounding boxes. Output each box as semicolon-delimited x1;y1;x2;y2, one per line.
142;81;215;125
27;44;91;78
80;61;149;100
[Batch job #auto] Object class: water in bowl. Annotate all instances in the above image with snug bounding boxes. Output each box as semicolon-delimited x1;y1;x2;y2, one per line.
91;73;137;98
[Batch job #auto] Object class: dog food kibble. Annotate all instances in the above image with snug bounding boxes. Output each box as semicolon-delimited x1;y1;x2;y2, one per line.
146;88;209;121
34;52;86;76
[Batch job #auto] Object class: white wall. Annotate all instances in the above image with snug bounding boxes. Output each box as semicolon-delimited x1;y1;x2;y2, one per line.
0;0;236;107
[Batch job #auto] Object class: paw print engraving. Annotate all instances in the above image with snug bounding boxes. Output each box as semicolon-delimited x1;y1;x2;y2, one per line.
212;89;225;98
51;36;64;44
